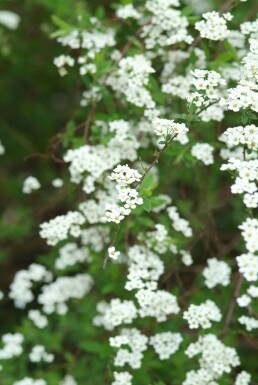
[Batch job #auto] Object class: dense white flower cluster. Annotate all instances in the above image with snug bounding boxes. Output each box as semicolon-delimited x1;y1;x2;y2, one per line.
220;125;258;151
22;176;41;194
55;243;91;269
235;371;251;385
236;253;258;281
149;332;182;359
136;289;180;321
221;159;258;208
191;143;214;165
80;86;102;107
237;294;251;307
29;345;54;363
106;54;155;108
110;328;148;369
203;258;231;288
0;10;20;30
9;264;52;309
239;316;258;331
104;299;138;328
38;274;93;314
112;371;132;385
153;118;189;144
239;218;258;252
0;333;23;359
125;246;164;291
116;4;141;20
184;334;240;383
183;300;222;329
39;211;85;246
141;0;193;49
54;27;115;76
167;205;193;237
28;310;48;329
195;12;232;41
103;165;143;224
190;69;226;103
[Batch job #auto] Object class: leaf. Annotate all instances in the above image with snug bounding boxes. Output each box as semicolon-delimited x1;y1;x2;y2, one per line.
142;197;152;212
181;6;193;16
140;173;155;191
51;15;74;31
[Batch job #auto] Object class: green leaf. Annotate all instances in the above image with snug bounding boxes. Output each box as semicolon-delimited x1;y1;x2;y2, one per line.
140;173;155;191
142;197;152;212
51;15;74;31
181;5;193;16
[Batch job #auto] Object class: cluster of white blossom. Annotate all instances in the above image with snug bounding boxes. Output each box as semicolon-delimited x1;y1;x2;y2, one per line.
220;125;258;151
153;118;189;144
28;310;48;329
116;4;141;20
125;246;164;291
22;176;41;194
110;328;148;369
239;316;258;331
112;371;132;385
0;10;20;30
59;376;78;385
239;218;258;253
103;165;143;224
103;299;138;328
183;300;222;329
38;273;93;314
54;26;115;76
55;243;91;269
141;0;193;49
221;158;258;208
29;345;54;363
195;11;232;41
136;288;180;321
235;371;251;385
149;332;182;360
191;143;214;165
236;253;258;281
184;334;240;384
167;205;193;237
0;333;24;359
203;258;231;288
106;54;155;109
39;211;85;246
9;264;52;309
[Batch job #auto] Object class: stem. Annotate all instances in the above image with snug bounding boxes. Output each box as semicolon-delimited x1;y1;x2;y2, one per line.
196;99;219;116
103;224;120;269
135;133;178;189
220;273;244;339
84;106;95;144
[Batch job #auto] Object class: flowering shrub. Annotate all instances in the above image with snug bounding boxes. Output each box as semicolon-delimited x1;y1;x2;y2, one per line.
1;0;258;384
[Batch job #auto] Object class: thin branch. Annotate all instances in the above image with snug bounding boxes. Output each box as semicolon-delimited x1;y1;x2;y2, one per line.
220;273;244;339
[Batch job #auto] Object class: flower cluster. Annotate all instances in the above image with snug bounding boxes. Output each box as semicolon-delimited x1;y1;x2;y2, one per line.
149;332;182;360
195;11;232;41
29;345;54;363
203;258;231;288
191;143;214;165
183;300;222;329
103;165;143;224
39;211;86;246
22;176;41;194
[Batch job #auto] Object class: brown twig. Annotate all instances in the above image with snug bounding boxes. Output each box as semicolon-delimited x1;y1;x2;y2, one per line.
220;273;244;339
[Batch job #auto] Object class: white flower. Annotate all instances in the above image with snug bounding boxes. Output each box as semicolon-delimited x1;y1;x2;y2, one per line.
108;246;120;260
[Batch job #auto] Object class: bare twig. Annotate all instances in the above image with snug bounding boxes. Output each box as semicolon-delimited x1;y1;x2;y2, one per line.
220;273;244;339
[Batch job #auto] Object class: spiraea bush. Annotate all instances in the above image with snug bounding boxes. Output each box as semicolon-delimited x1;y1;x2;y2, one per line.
1;0;258;384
